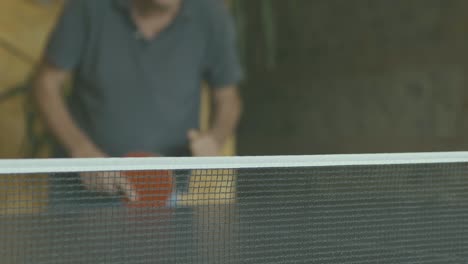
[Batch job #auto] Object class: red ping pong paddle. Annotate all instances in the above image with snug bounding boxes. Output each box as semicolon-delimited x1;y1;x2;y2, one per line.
123;152;173;208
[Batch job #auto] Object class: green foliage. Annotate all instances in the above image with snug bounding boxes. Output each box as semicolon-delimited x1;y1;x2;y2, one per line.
260;0;277;69
232;0;247;68
232;0;278;71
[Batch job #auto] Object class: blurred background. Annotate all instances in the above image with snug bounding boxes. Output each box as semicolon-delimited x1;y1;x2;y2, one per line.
1;1;468;259
1;0;468;159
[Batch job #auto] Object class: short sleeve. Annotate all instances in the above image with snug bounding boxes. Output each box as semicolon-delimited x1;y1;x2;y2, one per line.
204;2;244;89
45;0;89;70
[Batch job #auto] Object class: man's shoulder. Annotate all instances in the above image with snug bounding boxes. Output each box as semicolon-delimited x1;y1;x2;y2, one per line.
193;0;227;11
191;0;230;24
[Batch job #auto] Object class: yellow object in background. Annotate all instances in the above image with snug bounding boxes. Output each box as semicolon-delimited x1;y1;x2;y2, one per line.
0;0;64;215
0;0;64;159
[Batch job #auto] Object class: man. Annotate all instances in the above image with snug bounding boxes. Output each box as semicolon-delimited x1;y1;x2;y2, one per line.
33;0;243;204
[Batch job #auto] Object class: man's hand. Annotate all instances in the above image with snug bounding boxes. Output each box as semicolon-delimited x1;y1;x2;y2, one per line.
70;142;108;158
72;143;138;202
188;130;222;157
80;171;138;202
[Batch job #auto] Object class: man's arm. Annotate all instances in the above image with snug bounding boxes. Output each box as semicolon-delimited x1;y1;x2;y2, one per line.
188;2;243;156
188;85;242;156
210;85;242;144
32;60;106;158
33;60;137;200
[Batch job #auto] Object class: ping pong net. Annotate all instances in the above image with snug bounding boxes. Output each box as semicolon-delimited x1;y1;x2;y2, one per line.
0;152;468;263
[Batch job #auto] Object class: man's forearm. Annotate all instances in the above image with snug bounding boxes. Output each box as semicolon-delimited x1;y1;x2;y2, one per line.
33;65;99;157
210;86;242;145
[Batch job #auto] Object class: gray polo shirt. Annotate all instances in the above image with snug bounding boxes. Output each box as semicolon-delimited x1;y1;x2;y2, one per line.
47;0;243;157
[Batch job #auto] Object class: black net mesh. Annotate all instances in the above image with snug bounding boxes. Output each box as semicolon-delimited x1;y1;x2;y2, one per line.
1;158;468;263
